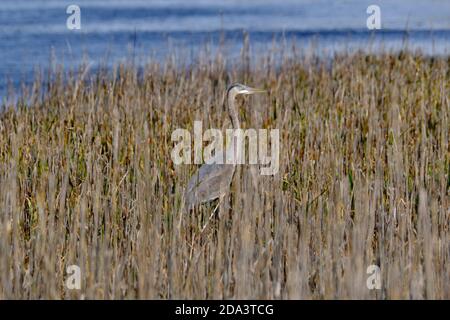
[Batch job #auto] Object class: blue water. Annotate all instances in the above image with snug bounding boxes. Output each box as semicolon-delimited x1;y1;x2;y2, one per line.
1;0;450;98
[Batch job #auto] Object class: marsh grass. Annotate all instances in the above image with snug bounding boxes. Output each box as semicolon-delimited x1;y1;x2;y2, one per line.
0;47;448;299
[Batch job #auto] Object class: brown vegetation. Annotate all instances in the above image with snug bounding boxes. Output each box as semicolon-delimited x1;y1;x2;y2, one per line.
0;49;448;299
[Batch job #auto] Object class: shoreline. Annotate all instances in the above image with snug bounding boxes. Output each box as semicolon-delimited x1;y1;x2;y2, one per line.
2;42;449;105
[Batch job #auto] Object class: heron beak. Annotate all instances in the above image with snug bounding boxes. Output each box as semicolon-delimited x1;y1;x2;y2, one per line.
242;86;266;94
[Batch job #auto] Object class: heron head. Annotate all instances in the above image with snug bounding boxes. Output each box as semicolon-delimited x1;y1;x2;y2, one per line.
228;83;266;96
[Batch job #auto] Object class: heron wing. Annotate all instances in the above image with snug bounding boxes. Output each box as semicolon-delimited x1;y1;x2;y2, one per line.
185;151;235;208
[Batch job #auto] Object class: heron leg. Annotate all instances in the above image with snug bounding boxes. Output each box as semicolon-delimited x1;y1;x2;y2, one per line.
187;197;224;261
200;196;223;234
217;193;228;219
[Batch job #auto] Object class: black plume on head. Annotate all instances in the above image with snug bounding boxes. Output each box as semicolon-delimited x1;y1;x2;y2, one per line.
227;83;245;94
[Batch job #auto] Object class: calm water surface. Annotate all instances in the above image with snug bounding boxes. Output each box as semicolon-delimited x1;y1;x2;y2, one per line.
1;0;449;97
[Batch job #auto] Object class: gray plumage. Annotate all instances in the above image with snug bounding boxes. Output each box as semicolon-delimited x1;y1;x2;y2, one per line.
184;83;265;210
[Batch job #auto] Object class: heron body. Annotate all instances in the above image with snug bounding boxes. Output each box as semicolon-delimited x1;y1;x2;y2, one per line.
184;150;235;208
184;83;265;210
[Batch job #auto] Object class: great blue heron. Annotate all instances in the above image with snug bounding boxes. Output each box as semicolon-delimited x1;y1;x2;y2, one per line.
184;83;266;210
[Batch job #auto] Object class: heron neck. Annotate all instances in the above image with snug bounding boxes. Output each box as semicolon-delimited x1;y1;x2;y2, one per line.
228;92;240;129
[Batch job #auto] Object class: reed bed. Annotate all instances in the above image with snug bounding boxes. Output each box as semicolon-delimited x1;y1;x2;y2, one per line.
0;48;448;299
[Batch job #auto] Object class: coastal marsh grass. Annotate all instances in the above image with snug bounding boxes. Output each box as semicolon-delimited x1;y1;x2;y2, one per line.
0;48;448;299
